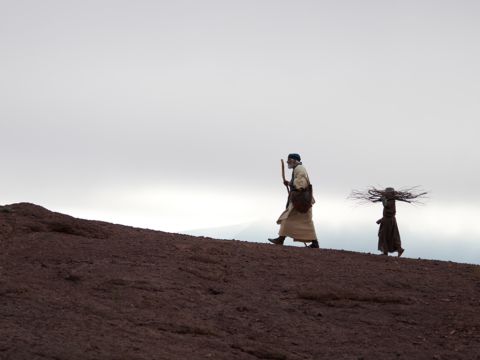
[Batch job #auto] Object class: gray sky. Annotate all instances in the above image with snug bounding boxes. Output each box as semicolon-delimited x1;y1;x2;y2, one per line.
1;1;479;262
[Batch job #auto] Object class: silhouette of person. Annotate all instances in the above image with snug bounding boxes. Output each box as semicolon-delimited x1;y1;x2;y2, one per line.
376;187;404;257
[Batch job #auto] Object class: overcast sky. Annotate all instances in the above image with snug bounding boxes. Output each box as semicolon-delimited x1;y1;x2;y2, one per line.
1;1;479;262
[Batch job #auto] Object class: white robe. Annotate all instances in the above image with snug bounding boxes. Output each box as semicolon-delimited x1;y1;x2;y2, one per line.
276;164;317;242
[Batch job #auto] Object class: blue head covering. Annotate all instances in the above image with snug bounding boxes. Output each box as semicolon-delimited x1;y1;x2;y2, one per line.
288;153;301;162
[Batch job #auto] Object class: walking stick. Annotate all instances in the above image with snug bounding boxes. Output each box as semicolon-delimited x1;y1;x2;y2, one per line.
281;159;291;210
281;159;290;194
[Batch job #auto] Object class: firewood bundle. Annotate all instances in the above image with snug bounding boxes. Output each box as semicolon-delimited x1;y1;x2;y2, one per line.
349;186;428;204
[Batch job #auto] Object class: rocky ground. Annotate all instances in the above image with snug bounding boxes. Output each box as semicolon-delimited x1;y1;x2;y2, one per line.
1;203;479;360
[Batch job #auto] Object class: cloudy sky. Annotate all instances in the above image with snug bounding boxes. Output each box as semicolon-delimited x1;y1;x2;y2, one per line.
1;0;479;263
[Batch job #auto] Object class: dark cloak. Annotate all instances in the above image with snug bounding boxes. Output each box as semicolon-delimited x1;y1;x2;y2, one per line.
377;198;402;253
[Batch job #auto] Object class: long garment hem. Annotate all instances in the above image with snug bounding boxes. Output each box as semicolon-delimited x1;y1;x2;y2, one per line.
277;204;317;241
378;216;402;253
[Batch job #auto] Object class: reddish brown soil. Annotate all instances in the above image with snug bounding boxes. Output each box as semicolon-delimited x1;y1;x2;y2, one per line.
1;203;479;360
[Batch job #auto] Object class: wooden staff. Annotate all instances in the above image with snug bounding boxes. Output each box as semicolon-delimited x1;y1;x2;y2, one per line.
281;159;290;194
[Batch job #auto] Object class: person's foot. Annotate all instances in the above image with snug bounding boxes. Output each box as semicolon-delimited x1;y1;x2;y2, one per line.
398;248;404;257
307;240;319;248
268;236;285;245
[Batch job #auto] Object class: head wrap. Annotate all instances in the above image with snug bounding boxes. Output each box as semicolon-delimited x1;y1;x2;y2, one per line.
287;153;301;162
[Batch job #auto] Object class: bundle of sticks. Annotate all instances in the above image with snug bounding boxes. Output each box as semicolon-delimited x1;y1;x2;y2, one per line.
349;186;428;204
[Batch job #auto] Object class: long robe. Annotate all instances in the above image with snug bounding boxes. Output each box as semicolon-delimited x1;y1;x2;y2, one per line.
377;198;402;253
276;164;317;242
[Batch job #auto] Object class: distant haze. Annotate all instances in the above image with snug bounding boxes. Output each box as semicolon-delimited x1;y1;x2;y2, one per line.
1;1;479;263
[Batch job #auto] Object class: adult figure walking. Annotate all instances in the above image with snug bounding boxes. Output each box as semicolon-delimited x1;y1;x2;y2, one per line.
268;153;318;248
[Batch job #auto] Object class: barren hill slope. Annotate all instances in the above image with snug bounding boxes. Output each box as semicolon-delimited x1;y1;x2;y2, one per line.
1;203;479;360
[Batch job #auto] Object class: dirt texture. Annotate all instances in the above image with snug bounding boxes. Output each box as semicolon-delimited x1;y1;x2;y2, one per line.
1;203;479;360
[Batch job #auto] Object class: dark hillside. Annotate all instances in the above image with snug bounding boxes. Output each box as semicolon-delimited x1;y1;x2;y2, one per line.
1;203;479;359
